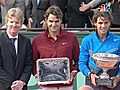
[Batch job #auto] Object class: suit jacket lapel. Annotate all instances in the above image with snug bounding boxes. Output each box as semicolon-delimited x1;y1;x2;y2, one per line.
3;32;16;60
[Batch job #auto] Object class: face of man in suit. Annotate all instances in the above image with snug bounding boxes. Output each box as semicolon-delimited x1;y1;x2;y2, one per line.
6;16;22;37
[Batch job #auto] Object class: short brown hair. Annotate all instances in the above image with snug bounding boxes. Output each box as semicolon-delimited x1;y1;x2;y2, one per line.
44;5;63;20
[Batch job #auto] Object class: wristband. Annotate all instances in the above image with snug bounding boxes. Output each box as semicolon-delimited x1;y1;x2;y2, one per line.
72;70;77;76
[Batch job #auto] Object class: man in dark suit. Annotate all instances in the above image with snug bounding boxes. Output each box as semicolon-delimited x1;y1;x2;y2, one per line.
0;7;33;90
26;0;50;28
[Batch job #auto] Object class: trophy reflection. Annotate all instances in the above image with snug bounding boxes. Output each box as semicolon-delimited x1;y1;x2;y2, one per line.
90;51;120;86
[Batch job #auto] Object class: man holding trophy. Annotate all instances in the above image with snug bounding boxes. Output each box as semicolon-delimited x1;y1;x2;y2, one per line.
32;5;80;90
79;4;120;90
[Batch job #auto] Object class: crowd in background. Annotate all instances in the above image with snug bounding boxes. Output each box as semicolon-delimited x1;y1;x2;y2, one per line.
0;0;120;28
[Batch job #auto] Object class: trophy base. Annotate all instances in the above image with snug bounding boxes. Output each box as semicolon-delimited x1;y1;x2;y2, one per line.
96;78;113;86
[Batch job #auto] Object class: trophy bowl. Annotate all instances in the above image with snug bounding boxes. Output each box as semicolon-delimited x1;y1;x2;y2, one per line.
90;51;120;86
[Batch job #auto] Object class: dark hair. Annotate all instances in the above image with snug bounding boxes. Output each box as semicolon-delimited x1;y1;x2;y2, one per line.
92;11;113;23
44;5;63;20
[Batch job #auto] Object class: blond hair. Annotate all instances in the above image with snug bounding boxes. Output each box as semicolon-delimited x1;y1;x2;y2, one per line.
5;7;24;23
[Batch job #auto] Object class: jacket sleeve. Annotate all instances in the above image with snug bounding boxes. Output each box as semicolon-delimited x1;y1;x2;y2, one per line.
25;0;33;19
20;39;33;84
32;38;40;75
78;38;91;76
72;35;80;72
0;45;14;88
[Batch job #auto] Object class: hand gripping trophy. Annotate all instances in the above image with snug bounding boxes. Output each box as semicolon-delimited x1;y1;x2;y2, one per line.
90;50;120;86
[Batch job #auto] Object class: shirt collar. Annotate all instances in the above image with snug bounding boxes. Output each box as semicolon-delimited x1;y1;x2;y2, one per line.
46;29;62;42
47;31;61;38
95;30;110;38
6;30;18;39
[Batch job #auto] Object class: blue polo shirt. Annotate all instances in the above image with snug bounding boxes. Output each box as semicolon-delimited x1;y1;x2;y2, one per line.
78;31;120;76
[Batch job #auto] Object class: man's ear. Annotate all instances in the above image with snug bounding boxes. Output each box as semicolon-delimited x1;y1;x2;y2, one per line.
60;19;62;24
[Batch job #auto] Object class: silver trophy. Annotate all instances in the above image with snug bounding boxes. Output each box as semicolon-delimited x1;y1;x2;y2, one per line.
36;57;70;85
90;51;120;86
